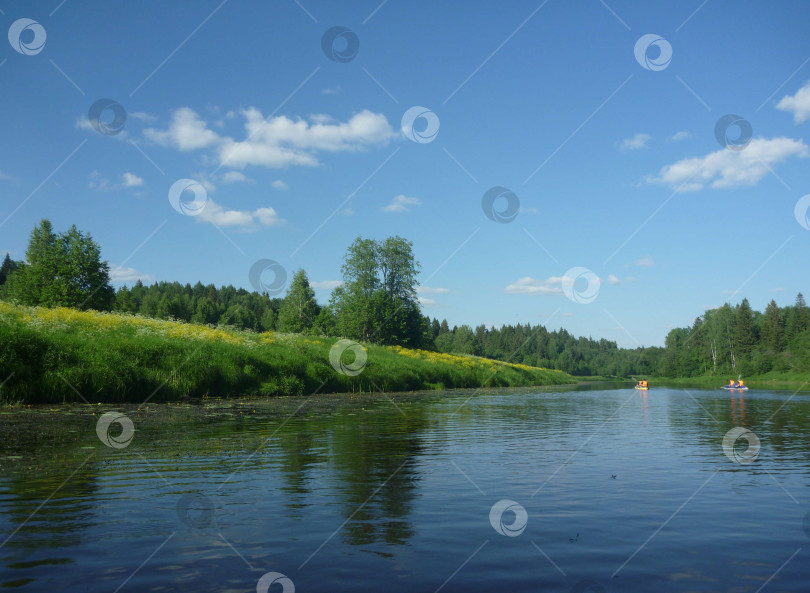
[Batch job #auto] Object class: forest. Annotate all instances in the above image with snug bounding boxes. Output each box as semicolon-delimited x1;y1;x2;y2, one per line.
432;294;810;378
2;220;809;379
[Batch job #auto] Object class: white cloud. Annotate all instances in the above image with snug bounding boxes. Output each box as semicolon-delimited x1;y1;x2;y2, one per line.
219;108;395;169
194;174;217;195
342;207;355;216
506;273;621;296
777;80;810;124
143;107;396;170
562;312;574;317
76;118;94;132
90;171;143;191
221;171;252;184
634;256;655;267
122;172;144;187
0;170;13;181
418;286;450;294
382;194;421;212
671;131;690;141
254;207;284;226
144;107;220;151
88;171;111;191
76;117;128;140
271;179;289;190
130;112;157;122
110;266;155;283
418;297;439;308
771;287;786;293
722;289;742;295
195;199;285;229
504;276;565;295
647;137;809;191
620;133;651;150
311;280;343;290
322;86;342;95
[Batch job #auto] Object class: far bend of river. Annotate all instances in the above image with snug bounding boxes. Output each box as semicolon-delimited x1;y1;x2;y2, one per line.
2;385;810;592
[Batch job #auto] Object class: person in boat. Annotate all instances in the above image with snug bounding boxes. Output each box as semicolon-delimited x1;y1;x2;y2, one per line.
738;379;745;388
729;379;738;388
638;380;648;388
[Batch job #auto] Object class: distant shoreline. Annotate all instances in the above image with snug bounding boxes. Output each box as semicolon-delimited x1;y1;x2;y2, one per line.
645;375;810;391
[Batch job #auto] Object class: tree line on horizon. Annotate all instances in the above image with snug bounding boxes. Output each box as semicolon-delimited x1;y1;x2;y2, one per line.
434;293;810;377
2;220;809;378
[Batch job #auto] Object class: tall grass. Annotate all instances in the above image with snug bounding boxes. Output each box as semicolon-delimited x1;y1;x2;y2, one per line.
0;302;574;404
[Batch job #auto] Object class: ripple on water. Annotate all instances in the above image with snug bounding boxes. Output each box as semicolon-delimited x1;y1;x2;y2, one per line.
0;388;809;592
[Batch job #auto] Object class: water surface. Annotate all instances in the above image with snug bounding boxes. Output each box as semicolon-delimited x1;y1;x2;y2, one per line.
1;385;809;592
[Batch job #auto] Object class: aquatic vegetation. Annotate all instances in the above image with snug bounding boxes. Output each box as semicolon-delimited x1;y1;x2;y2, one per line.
0;302;574;404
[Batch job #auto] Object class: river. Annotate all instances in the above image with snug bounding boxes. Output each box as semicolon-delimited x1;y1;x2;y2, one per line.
1;384;809;592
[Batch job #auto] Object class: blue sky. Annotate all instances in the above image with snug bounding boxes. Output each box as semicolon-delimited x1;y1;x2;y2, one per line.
2;0;810;347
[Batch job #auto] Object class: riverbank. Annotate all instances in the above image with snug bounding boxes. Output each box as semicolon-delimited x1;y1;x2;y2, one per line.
648;373;810;391
0;302;574;404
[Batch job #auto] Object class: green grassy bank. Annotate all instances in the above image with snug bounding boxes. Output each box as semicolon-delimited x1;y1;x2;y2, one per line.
0;302;574;404
647;373;810;391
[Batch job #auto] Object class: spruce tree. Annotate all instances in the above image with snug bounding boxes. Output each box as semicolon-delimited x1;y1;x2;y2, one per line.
277;269;319;333
733;298;756;359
